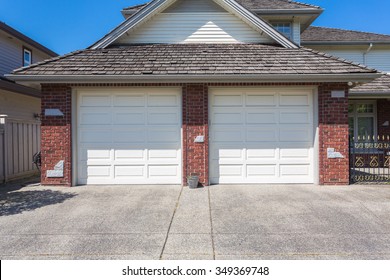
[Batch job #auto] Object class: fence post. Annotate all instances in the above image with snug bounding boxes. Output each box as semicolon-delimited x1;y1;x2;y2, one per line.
0;115;7;183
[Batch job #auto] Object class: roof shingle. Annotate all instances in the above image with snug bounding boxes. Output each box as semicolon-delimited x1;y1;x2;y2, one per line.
302;26;390;43
12;44;376;76
350;74;390;94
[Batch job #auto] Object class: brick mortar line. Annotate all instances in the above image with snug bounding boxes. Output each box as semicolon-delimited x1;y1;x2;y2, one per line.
159;185;184;260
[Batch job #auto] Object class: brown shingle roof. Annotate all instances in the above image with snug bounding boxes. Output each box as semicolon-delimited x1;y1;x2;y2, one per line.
13;44;376;76
123;0;321;13
350;74;390;94
302;26;390;43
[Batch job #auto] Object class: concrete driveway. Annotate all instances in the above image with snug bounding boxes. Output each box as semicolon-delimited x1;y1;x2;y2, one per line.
1;183;390;260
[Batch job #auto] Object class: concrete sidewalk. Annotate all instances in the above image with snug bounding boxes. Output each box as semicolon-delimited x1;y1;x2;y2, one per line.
1;183;390;259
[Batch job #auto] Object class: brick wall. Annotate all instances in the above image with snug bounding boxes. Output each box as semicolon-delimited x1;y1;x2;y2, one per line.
182;84;209;186
318;83;350;185
377;99;390;137
41;84;72;186
40;82;350;186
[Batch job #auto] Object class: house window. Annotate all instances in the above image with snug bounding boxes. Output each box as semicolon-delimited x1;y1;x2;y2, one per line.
348;101;377;141
272;22;292;39
23;48;32;66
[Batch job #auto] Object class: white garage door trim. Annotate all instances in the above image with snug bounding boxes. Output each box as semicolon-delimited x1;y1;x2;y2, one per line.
73;87;182;185
209;87;318;184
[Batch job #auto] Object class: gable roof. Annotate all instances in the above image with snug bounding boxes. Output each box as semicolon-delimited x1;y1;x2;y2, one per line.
0;22;58;57
302;26;390;44
92;0;298;49
8;44;379;83
123;0;321;13
350;74;390;95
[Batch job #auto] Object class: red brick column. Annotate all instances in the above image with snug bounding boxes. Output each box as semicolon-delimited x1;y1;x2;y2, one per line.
182;84;209;186
318;83;350;185
41;84;72;186
377;99;390;137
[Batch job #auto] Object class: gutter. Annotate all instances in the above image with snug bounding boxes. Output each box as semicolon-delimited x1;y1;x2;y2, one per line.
0;115;8;183
6;73;382;84
302;41;390;45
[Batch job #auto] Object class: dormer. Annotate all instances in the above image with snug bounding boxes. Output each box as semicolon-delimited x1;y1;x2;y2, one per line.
121;0;323;46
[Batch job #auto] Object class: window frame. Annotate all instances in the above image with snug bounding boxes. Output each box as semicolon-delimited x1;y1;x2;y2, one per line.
272;22;293;40
348;100;377;141
23;47;32;67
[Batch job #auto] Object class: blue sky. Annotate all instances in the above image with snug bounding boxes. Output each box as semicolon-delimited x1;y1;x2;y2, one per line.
1;0;389;55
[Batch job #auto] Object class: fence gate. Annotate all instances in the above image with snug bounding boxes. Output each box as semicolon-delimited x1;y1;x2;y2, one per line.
350;136;390;184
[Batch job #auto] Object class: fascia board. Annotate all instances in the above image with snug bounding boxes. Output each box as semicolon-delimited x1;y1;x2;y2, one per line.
6;73;381;84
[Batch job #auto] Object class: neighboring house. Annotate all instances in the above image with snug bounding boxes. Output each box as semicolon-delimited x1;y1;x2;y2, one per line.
0;21;57;183
301;26;390;141
8;0;386;187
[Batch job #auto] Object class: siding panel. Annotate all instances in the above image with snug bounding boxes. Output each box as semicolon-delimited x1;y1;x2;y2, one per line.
366;50;390;72
116;13;272;44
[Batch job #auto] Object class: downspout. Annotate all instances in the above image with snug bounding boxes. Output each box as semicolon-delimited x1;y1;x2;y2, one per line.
363;43;373;65
0;115;7;183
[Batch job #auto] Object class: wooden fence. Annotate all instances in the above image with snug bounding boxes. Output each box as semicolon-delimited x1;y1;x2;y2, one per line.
0;117;40;183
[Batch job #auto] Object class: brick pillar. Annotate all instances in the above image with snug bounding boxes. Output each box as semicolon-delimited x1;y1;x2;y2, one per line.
41;84;72;186
182;84;209;186
318;83;349;185
377;99;390;137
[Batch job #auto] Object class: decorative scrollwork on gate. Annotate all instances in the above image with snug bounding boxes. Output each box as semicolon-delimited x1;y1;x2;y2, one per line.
355;157;364;167
385;156;390;167
370;156;379;167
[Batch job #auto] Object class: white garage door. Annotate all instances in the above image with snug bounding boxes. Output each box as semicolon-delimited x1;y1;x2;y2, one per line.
210;88;315;184
77;88;182;185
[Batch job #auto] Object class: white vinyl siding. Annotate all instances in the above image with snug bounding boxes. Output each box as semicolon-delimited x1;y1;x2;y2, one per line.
210;88;315;184
366;50;390;72
76;88;182;185
305;46;390;73
318;50;365;65
115;13;273;44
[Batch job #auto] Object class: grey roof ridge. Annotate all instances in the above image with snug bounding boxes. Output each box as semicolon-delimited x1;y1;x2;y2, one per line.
123;0;322;11
301;47;378;73
305;26;390;39
12;50;85;74
276;0;321;9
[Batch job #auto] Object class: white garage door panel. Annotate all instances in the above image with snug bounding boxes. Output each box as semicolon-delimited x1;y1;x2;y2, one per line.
210;88;315;184
77;88;182;185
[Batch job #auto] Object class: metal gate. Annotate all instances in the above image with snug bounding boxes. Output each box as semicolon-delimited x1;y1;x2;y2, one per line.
350;136;390;184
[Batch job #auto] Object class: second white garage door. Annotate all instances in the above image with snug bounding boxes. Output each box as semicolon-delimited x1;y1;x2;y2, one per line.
210;88;315;184
77;88;182;185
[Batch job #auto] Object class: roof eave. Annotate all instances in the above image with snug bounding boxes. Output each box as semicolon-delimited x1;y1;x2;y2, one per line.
6;73;381;85
0;79;41;98
0;22;58;57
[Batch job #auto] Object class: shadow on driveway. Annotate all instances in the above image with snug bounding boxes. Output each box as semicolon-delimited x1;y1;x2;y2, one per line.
0;189;77;216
